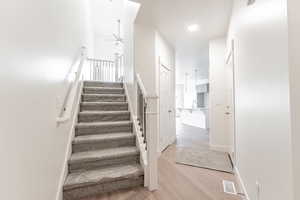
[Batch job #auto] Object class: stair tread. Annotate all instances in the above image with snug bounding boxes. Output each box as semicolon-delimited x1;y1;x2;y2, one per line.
77;121;132;127
81;102;128;105
79;111;130;115
82;94;125;97
73;132;134;144
84;87;124;90
64;81;143;196
70;147;139;163
64;164;143;190
84;81;123;84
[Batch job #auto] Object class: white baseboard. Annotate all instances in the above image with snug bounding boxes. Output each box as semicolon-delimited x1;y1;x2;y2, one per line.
55;82;83;200
210;144;233;153
158;137;176;156
234;167;250;200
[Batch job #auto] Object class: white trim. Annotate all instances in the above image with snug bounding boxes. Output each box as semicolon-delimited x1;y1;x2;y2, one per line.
160;62;171;71
158;136;176;154
57;47;86;124
146;112;159;115
123;83;147;165
159;56;172;71
224;39;238;166
135;72;159;191
234;167;250;200
55;81;83;200
225;40;234;64
225;50;233;64
123;82;148;187
136;73;158;99
222;180;237;195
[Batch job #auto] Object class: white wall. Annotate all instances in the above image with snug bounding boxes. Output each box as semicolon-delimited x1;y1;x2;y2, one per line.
90;0;124;60
134;23;157;95
0;1;92;200
94;36;117;60
134;21;176;152
227;0;294;199
287;0;300;199
123;0;140;115
209;38;231;150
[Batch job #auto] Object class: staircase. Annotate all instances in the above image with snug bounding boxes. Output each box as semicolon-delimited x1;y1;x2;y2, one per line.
63;81;144;200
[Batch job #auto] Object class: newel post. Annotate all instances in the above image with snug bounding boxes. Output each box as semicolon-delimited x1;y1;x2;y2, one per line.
146;98;159;191
114;53;119;81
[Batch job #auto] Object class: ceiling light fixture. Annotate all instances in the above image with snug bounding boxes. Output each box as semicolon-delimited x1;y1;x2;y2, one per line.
187;24;199;32
247;0;255;6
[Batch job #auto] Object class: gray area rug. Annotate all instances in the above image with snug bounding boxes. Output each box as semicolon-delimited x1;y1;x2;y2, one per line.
176;147;233;173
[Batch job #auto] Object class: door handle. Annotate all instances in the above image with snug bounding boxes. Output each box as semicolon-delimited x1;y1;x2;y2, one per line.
168;110;172;113
225;112;231;115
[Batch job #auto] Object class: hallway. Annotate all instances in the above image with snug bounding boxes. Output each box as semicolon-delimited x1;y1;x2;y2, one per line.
2;0;299;199
176;120;209;148
91;123;241;200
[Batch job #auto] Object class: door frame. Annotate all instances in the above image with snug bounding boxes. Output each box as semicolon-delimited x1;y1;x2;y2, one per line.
158;57;173;153
225;39;237;166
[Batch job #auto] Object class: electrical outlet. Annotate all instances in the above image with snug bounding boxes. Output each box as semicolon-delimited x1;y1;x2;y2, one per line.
256;181;261;200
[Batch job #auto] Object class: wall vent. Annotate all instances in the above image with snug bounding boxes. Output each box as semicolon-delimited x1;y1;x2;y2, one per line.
223;180;237;195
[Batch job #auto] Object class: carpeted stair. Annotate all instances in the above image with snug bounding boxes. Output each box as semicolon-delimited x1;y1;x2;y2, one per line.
63;81;144;200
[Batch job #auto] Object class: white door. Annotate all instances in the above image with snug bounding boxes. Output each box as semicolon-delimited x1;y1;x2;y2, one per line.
159;64;172;152
225;40;236;165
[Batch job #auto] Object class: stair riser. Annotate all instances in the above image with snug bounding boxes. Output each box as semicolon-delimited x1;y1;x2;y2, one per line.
69;156;139;173
84;82;123;88
64;81;144;199
80;104;128;111
82;95;126;102
63;176;144;200
73;137;136;153
76;124;133;136
83;88;125;95
78;113;130;123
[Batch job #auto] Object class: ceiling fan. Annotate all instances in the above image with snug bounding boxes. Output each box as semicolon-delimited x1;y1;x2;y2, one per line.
101;19;123;46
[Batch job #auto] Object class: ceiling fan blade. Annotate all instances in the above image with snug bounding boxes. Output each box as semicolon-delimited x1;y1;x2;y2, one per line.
113;34;119;40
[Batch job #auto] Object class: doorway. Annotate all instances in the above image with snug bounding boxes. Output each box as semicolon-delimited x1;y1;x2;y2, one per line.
159;61;174;152
225;40;236;165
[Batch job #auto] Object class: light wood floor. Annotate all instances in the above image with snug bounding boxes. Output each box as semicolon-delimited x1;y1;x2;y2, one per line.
83;123;242;200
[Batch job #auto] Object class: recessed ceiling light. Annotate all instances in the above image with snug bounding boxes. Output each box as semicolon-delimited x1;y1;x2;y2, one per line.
187;24;199;32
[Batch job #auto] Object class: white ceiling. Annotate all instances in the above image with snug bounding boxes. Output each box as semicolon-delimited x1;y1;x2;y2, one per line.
90;0;124;37
90;0;233;74
89;0;124;59
132;0;233;75
134;0;233;50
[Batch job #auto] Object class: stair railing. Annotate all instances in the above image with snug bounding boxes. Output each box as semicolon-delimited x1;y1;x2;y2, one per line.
87;58;115;82
136;73;159;191
87;53;124;82
115;53;124;82
57;46;87;124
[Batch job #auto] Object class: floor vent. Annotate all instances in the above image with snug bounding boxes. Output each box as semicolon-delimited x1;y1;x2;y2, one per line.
223;180;237;195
